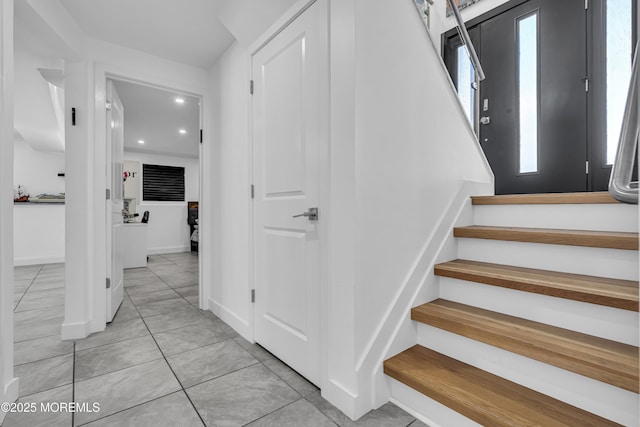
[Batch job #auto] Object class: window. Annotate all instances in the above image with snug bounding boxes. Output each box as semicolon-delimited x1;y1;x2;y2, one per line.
605;0;633;165
456;45;475;125
142;164;185;202
517;13;539;174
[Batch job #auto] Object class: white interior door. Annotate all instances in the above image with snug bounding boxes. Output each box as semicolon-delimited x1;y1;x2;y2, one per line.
106;80;124;322
252;0;328;386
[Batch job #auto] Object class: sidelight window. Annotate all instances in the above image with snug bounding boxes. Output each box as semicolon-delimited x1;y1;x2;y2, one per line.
605;0;633;165
517;13;539;174
456;45;475;125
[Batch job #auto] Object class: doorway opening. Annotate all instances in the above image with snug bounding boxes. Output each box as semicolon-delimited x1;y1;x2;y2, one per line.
106;78;203;322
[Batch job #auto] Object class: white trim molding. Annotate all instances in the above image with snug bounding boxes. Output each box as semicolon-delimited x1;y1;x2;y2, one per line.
0;0;18;419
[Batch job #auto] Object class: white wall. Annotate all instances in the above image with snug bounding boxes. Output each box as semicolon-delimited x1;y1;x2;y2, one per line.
208;41;253;338
14;139;65;196
353;0;492;359
123;151;199;255
12;26;66;267
13;139;66;266
14;25;65;152
13;204;64;266
0;0;19;420
350;0;492;416
209;0;493;420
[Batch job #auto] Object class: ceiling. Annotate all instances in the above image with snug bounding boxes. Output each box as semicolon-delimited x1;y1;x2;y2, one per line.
112;80;200;158
14;0;300;156
59;0;236;69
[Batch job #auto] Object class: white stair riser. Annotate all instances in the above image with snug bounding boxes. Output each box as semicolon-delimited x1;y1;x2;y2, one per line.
473;204;639;232
416;325;639;426
439;277;639;346
388;378;481;427
458;238;639;281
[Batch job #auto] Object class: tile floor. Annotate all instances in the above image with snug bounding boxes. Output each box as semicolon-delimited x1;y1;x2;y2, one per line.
4;253;427;427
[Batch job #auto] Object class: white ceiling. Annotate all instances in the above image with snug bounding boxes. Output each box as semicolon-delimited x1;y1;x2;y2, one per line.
112;80;200;158
14;0;300;156
59;0;236;68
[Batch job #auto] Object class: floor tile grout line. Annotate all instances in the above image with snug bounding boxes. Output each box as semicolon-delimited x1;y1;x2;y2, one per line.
124;260;210;426
73;355;166;385
12;264;43;311
73;330;150;353
74;333;159;356
126;298;204;322
156;334;230;359
73;391;183;427
20;285;65;295
130;291;200;313
13;303;66;315
238;397;307;427
14;331;61;345
135;296;208;427
13;350;75;369
74;257;202;425
175;360;262;391
301;395;344;427
71;341;76;427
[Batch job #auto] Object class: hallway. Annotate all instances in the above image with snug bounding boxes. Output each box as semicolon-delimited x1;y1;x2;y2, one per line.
4;253;425;426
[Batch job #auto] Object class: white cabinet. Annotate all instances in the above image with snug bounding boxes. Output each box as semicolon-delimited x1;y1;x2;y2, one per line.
123;223;148;268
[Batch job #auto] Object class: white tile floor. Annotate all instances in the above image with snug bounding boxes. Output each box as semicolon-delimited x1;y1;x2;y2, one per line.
4;253;427;427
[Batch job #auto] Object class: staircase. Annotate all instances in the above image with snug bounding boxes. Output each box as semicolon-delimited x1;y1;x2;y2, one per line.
384;192;639;426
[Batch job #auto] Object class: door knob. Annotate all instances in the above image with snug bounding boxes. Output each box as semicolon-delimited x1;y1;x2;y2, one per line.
292;207;318;221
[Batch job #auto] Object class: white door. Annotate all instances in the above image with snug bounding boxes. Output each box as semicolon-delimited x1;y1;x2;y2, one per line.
106;80;124;322
252;0;328;386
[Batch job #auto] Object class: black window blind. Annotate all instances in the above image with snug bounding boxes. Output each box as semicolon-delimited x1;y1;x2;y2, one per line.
142;164;185;201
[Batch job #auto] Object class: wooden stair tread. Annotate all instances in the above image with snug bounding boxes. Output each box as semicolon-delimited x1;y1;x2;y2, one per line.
412;299;639;392
435;259;639;311
384;346;621;427
471;192;620;205
453;225;639;250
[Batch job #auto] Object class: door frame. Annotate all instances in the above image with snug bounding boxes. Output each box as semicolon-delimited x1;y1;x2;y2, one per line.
248;0;330;390
93;66;206;329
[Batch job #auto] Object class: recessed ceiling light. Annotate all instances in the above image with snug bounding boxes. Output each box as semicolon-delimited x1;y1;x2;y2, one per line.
175;97;184;104
179;129;187;134
138;139;145;144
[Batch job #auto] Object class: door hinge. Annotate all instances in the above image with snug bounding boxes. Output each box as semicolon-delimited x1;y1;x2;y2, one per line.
200;129;203;144
583;77;589;92
105;100;112;111
585;0;588;9
106;189;111;200
251;184;255;199
106;277;111;289
250;80;254;95
251;289;255;303
586;160;589;174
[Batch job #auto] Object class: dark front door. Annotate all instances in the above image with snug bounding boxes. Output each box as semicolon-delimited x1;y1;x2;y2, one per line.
444;0;636;195
479;0;587;194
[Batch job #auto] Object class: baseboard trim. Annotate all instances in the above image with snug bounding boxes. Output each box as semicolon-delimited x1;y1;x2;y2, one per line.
208;298;251;341
147;246;190;256
61;319;91;340
322;379;361;421
13;256;64;266
389;396;446;427
0;377;19;423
